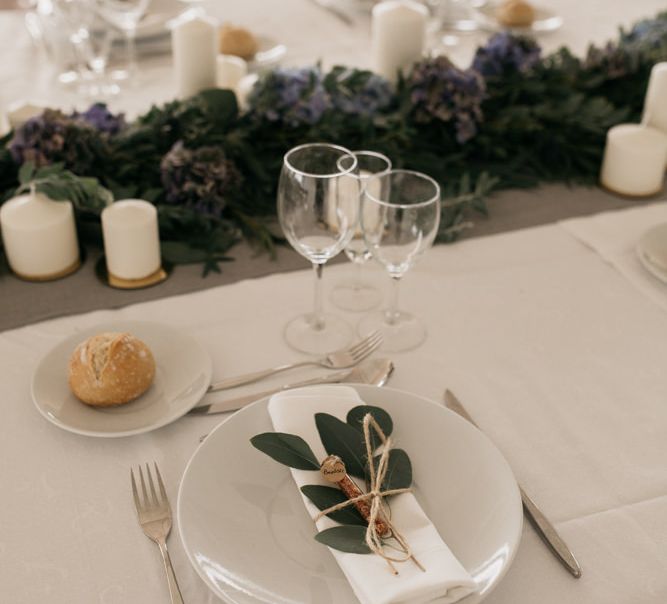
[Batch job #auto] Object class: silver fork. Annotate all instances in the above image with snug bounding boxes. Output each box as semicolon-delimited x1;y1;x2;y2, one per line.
131;463;184;604
207;330;383;392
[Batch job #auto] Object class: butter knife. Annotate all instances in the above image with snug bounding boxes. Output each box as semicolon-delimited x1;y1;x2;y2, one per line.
443;390;582;579
189;359;394;416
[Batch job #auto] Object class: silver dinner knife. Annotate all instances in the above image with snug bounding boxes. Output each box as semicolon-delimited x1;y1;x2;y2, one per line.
443;390;582;579
189;359;394;416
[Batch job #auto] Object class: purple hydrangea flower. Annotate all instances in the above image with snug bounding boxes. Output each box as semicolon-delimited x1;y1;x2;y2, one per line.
408;56;486;144
160;142;242;218
73;103;126;135
328;69;393;117
624;14;667;48
472;33;542;78
248;66;331;127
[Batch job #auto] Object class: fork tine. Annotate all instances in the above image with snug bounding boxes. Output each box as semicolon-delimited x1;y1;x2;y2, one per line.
130;468;141;512
138;465;149;508
351;331;383;360
154;462;169;509
146;463;159;506
349;330;380;356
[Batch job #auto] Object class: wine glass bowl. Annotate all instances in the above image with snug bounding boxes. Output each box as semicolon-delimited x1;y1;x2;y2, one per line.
278;143;359;354
330;150;392;312
358;169;441;352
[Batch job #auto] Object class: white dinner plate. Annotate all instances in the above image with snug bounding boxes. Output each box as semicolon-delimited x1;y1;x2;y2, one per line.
475;4;563;34
31;320;212;438
247;35;287;72
637;222;667;284
178;385;523;604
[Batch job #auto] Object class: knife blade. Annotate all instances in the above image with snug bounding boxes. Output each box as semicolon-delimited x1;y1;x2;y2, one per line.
443;389;582;579
189;359;393;416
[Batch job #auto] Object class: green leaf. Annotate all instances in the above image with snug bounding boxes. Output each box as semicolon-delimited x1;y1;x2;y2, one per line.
300;485;366;526
314;525;371;554
18;161;36;185
250;432;320;470
346;406;393;438
374;449;412;491
315;413;367;478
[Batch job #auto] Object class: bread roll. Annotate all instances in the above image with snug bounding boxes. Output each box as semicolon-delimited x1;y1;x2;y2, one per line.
219;24;259;59
496;0;535;27
68;332;155;407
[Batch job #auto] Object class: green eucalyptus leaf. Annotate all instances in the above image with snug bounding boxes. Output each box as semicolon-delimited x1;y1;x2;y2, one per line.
346;406;393;437
374;448;412;491
300;485;366;526
314;525;371;554
250;432;320;470
315;413;367;478
18;162;36;185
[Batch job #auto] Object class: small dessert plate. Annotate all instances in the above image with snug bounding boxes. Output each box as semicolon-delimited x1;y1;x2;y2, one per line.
475;3;563;33
178;385;523;604
31;320;212;438
637;222;667;284
249;35;287;72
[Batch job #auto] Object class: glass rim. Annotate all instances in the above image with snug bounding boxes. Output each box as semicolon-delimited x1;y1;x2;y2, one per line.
283;142;358;179
337;150;393;179
364;169;441;209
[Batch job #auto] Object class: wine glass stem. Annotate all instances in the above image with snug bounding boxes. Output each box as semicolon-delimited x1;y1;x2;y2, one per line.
385;276;401;325
126;27;137;79
312;262;325;331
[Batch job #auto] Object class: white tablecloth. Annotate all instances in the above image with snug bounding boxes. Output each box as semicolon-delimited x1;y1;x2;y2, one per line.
0;0;665;117
2;208;667;603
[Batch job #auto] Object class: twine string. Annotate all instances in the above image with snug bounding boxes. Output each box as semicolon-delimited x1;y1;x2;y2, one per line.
315;413;424;572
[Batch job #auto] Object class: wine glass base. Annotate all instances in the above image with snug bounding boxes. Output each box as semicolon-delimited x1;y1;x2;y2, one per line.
358;310;427;352
284;313;353;355
330;281;382;312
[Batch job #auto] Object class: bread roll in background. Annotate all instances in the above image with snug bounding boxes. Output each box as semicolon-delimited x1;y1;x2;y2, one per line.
68;332;156;406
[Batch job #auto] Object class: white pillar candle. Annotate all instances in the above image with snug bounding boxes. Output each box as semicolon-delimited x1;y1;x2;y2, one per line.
600;124;667;197
0;190;79;280
371;0;428;82
171;12;218;99
642;62;667;135
101;200;161;281
217;54;248;91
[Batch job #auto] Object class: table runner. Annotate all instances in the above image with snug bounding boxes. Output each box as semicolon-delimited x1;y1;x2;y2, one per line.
0;184;659;332
2;215;667;603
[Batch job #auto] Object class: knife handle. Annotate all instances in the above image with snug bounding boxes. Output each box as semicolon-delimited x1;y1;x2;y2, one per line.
189;371;347;415
520;487;582;578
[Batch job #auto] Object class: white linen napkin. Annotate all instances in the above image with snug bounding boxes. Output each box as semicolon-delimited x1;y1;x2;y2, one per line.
268;385;476;604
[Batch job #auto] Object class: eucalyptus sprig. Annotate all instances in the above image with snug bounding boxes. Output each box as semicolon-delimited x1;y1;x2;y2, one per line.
251;406;412;553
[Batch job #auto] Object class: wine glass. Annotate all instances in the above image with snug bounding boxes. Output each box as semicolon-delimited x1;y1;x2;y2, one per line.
95;0;150;82
278;143;359;355
330;150;392;312
358;170;441;352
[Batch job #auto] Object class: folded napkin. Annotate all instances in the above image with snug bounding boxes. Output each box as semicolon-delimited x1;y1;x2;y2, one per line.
268;386;476;604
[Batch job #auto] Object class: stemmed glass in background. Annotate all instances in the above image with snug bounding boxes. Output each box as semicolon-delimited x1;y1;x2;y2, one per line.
95;0;151;82
330;150;392;312
358;170;441;352
277;143;359;354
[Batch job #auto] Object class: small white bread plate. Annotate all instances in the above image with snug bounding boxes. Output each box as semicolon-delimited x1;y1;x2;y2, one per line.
31;320;212;438
178;384;523;604
637;222;667;284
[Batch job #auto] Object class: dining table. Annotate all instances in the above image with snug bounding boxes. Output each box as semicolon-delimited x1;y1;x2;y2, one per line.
1;1;667;603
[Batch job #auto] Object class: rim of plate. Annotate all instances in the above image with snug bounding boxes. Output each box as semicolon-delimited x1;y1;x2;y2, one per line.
177;384;523;604
30;320;212;438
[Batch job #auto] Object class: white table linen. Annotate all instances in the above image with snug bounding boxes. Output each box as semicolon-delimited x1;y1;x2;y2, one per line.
2;214;667;602
562;201;667;312
268;386;476;604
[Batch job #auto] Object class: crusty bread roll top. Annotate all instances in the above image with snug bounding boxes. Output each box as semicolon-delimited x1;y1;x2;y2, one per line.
68;332;155;407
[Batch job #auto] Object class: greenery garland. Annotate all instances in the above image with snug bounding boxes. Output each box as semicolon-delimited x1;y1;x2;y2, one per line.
1;12;666;274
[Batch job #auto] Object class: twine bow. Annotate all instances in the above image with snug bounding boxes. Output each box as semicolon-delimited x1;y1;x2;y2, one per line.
315;413;424;574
